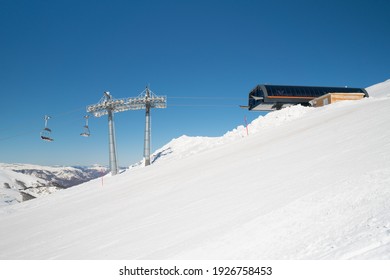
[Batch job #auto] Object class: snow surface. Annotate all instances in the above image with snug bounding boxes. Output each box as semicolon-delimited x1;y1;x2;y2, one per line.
0;79;389;259
366;79;390;98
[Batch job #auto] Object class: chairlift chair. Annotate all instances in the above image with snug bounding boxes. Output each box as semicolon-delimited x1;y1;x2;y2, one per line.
80;115;90;137
40;115;54;142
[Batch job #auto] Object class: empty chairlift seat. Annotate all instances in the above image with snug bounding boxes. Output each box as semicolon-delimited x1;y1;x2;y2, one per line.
40;115;54;142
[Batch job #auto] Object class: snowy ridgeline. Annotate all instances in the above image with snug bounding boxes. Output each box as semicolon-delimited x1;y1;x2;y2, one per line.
131;79;390;168
0;79;389;260
0;164;108;206
366;79;390;98
131;104;316;168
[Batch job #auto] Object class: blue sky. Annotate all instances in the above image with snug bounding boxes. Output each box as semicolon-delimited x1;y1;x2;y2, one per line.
1;0;389;166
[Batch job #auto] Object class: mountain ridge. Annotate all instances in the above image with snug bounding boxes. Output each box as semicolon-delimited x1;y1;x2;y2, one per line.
0;163;108;206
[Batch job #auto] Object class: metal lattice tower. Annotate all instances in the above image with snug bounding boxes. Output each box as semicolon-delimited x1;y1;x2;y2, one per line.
130;87;167;166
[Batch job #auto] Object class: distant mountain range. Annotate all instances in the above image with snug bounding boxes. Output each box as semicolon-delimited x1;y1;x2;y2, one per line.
0;163;109;206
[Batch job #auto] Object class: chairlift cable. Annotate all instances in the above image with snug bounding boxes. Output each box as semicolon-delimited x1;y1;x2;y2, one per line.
170;96;244;100
169;104;239;107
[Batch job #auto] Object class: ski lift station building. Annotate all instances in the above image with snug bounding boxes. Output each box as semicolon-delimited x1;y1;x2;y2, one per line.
245;84;368;111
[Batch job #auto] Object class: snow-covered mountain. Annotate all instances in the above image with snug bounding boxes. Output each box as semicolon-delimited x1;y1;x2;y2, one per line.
0;79;389;259
366;79;390;98
0;164;108;206
0;168;56;206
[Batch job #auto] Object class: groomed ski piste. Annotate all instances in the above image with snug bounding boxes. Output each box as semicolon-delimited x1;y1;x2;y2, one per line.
0;79;389;259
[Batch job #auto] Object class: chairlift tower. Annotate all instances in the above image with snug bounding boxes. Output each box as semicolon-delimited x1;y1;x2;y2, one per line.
86;92;120;175
86;88;166;174
136;87;167;166
117;86;167;166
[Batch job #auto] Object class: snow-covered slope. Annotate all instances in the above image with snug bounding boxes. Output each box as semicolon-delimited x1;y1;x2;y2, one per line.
130;105;315;168
0;164;108;206
366;79;390;98
0;80;389;260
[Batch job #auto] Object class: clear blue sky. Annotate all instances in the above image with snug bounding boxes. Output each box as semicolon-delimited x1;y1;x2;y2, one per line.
1;0;389;166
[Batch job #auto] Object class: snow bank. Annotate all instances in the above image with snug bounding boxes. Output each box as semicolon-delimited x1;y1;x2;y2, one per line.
366;79;390;98
135;105;314;168
144;78;390;167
